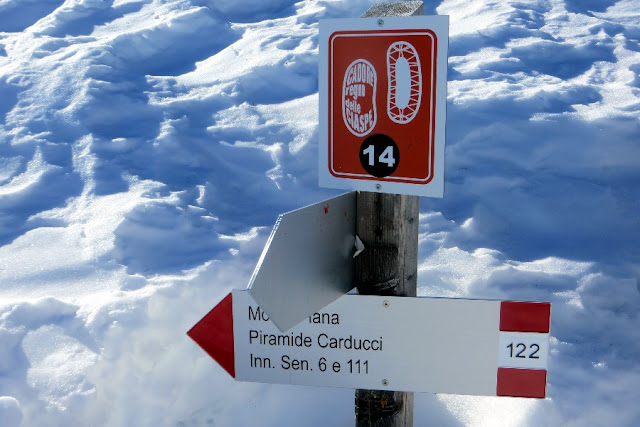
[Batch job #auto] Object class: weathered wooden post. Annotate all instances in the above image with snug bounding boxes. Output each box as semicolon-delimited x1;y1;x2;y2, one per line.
187;4;554;417
354;4;423;427
355;193;419;426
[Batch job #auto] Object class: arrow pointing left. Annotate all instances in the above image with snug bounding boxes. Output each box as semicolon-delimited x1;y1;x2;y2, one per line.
187;292;235;378
188;290;551;398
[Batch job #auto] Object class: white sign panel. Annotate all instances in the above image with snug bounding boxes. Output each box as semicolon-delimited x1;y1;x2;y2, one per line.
189;290;551;398
248;192;356;332
498;332;549;370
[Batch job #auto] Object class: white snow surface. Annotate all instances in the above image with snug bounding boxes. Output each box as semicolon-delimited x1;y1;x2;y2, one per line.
0;0;639;425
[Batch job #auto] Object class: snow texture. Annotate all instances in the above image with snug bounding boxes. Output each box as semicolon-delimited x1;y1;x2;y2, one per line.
0;0;639;425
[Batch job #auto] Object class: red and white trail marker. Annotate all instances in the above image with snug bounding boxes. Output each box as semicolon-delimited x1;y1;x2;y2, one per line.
319;16;449;197
188;290;551;398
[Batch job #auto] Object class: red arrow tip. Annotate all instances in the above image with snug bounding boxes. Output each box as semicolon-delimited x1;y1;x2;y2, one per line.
187;292;235;378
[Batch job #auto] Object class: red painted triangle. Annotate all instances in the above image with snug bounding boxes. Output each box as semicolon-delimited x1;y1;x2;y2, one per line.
187;292;235;378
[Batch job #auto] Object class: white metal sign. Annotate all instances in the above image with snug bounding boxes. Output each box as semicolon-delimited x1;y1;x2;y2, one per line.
189;290;551;398
248;192;356;332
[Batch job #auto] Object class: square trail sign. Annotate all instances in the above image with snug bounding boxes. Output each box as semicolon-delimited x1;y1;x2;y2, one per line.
319;16;449;197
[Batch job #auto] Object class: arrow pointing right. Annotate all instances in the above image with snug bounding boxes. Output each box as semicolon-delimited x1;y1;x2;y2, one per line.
248;192;357;331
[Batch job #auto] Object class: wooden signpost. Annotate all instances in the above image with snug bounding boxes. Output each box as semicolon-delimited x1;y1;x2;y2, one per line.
348;3;441;426
187;3;552;427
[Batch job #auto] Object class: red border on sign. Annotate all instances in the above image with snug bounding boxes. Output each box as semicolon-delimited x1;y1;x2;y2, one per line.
328;29;438;184
497;368;547;398
500;301;551;333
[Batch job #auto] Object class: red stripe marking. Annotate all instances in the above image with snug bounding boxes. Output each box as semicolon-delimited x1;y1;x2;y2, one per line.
500;301;551;333
187;292;235;378
497;368;547;398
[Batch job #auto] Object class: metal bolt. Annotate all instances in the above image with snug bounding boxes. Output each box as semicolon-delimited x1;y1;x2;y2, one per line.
382;379;389;386
376;184;382;191
377;19;384;27
383;300;390;308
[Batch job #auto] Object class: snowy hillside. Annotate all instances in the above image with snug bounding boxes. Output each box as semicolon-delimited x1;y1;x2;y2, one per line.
0;0;639;425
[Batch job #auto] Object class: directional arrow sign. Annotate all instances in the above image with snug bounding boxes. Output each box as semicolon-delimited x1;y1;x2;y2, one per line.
248;192;356;332
188;290;551;398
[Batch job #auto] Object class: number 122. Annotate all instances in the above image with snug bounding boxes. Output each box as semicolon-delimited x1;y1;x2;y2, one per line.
507;342;540;359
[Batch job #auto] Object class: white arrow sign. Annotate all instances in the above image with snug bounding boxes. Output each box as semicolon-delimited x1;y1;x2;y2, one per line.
248;192;357;331
188;290;551;398
188;291;551;398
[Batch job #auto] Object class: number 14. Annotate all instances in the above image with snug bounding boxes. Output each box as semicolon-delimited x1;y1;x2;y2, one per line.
362;145;396;168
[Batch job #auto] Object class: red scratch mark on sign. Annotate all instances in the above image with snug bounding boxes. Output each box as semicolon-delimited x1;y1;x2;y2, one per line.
324;205;329;214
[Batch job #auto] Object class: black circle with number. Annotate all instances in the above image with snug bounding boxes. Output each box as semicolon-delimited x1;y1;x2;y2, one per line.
359;134;400;178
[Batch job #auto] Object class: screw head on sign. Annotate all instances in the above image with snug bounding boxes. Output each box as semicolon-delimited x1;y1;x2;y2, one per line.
377;19;384;27
383;300;390;308
376;184;382;191
382;379;389;386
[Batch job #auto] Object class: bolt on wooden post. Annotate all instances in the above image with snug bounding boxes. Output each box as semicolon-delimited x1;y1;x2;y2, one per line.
355;4;423;426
